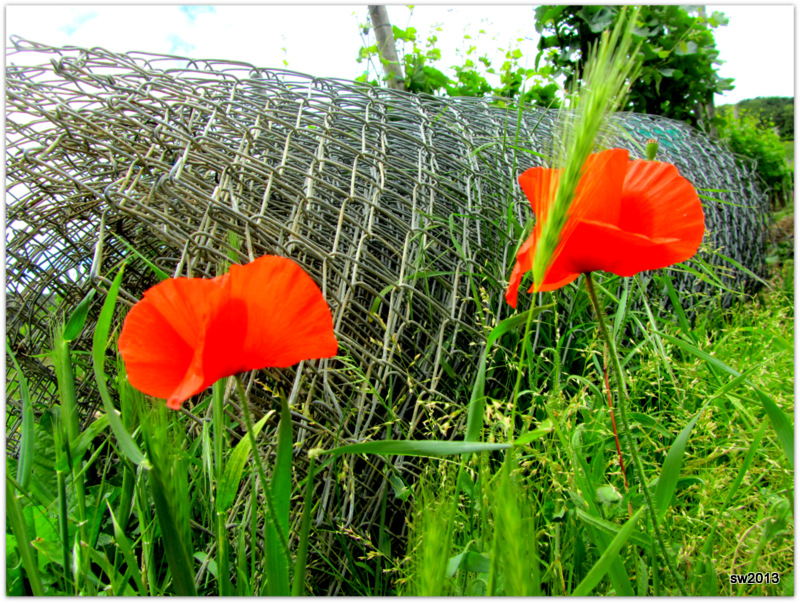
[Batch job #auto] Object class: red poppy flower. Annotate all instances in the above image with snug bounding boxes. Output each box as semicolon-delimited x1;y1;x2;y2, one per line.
505;148;705;307
118;255;339;409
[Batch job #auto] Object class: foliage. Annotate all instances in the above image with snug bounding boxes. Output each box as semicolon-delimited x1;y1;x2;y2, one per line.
6;214;794;596
393;267;794;596
356;11;561;108
719;97;794;141
534;6;734;128
717;109;794;208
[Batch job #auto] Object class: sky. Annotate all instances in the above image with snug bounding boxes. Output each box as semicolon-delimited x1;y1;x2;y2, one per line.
4;4;796;106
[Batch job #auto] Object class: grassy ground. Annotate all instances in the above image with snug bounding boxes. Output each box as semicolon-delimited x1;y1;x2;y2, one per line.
394;261;794;596
6;251;793;596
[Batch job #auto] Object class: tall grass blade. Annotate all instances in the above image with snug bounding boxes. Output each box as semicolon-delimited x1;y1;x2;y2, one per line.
324;440;511;459
273;392;293;538
263;504;291;596
653;407;704;522
572;507;644;596
91;263;145;466
142;405;197;596
6;476;45;595
53;324;90;554
701;420;769;558
107;502;146;595
576;509;651;549
114;235;169;281
513;418;553;447
486;303;555;349
216;415;269;513
7;341;34;489
292;456;316;596
464;349;487;445
54;426;72;593
210;381;232;596
147;463;197;595
661;273;694;340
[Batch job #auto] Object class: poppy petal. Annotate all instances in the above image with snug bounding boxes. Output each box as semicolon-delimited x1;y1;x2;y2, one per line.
559;219;686;276
227;255;338;369
507;149;703;302
173;256;338;408
518;163;560;239
510;149;630;302
566;149;629;227
118;278;220;402
619;159;705;258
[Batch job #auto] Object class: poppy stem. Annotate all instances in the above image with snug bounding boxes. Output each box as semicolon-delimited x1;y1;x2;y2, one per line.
234;375;291;562
584;272;687;596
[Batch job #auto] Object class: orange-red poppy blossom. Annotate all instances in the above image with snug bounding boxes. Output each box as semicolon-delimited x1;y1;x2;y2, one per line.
506;148;705;307
118;255;339;410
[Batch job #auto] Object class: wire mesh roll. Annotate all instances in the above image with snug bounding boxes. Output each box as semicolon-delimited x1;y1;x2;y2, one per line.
5;38;769;538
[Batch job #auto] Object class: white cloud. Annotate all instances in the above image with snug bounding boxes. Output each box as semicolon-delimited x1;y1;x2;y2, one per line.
5;4;794;104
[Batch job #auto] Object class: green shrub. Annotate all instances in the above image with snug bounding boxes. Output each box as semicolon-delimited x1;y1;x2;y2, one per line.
718;110;794;208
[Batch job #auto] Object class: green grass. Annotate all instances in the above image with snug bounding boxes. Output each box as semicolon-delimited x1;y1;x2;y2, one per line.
392;265;793;596
8;253;792;596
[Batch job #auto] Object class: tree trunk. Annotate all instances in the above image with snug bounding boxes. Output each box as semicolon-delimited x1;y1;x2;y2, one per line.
697;6;719;138
368;5;406;91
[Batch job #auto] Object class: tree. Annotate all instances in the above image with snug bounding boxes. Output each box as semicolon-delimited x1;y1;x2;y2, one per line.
356;7;561;108
367;6;406;91
535;5;734;130
726;97;794;141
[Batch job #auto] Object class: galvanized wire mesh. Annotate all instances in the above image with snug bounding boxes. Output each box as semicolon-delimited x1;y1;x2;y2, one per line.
6;38;769;555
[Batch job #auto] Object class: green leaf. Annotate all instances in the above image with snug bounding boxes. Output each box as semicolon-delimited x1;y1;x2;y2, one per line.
513;418;553;446
659;332;794;468
6;341;34;490
216;415;269;513
273;393;293;538
6;478;45;595
447;549;491;577
486;303;555;349
674;40;698;55
194;552;218;579
322;440;511;459
92;264;146;466
107;502;146;594
653;408;703;522
63;289;96;342
572;507;645;596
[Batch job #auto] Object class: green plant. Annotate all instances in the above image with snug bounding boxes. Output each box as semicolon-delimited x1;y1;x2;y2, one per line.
718;110;794;208
356;10;561;108
720;97;794;141
535;6;734;129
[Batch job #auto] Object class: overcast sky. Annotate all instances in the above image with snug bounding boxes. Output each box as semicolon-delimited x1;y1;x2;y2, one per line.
5;4;795;105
